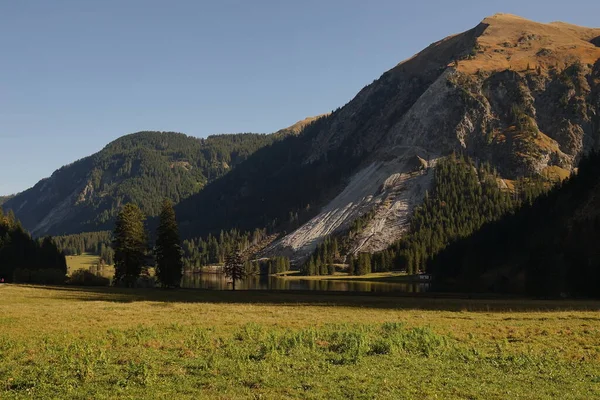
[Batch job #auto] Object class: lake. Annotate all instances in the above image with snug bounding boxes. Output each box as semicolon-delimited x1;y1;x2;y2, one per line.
181;272;430;293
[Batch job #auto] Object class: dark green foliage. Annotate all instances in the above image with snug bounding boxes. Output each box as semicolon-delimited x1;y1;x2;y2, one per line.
223;249;246;291
371;250;394;273
430;151;600;298
154;200;183;288
242;257;290;276
265;256;291;275
303;154;548;278
4;131;275;236
0;208;67;283
376;154;533;274
53;231;114;263
67;269;111;286
301;237;340;276
348;253;372;276
182;228;267;268
12;268;66;284
112;203;148;287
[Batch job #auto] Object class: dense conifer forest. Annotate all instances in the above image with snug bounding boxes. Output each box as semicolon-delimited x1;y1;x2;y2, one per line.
54;231;114;263
378;154;547;274
301;154;548;276
430;151;600;297
54;225;288;274
0;208;67;283
182;228;269;268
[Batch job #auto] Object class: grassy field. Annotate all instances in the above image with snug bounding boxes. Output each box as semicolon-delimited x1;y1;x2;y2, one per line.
66;253;114;278
0;285;599;399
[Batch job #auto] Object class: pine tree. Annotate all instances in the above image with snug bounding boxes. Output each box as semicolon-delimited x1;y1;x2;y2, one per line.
357;253;371;275
155;199;184;288
307;258;316;275
112;203;147;287
327;263;335;275
348;255;357;275
223;248;246;290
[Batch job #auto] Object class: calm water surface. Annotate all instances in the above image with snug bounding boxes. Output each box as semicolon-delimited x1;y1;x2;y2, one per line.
181;272;429;293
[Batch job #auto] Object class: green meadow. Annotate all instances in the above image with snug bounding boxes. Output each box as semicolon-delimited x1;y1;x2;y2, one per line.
66;253;114;279
0;285;599;399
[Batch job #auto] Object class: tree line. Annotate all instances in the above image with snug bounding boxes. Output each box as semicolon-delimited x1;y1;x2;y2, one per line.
54;222;287;277
301;237;341;275
301;153;549;276
111;200;290;289
245;257;291;276
430;151;600;297
53;231;114;264
0;208;67;283
369;154;547;275
182;228;268;268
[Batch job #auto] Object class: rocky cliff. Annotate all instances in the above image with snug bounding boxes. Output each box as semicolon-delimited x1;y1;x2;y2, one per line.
266;14;600;260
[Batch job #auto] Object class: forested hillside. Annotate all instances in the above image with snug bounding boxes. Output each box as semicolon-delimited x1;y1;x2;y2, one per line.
430;151;600;297
374;155;547;274
3;131;275;236
176;113;365;238
300;154;547;276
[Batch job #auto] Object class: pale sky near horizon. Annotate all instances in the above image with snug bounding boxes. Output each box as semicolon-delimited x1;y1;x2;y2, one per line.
1;0;599;195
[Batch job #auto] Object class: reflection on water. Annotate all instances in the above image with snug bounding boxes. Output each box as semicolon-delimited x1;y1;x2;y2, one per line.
181;272;429;293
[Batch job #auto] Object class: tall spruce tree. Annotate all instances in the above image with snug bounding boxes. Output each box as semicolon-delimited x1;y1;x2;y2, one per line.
155;199;183;288
223;248;246;290
112;203;147;287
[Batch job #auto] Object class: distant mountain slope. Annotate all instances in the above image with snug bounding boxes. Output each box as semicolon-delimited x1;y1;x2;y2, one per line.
3;131;275;235
176;14;600;261
273;114;330;137
0;196;13;206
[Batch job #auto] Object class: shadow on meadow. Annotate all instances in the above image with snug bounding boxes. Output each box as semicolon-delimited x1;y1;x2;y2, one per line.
21;284;600;313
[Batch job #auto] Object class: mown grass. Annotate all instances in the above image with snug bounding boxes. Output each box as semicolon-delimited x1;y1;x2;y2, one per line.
0;285;599;399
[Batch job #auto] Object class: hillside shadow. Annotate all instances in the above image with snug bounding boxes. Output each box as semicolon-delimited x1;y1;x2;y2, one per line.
591;36;600;48
23;284;600;313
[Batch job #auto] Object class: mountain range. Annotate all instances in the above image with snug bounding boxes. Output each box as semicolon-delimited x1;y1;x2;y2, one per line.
3;14;600;263
2;132;276;235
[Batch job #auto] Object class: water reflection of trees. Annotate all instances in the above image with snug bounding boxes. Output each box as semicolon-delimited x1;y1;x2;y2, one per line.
181;272;430;293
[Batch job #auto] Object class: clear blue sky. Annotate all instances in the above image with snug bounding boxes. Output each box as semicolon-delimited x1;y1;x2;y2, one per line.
1;0;598;195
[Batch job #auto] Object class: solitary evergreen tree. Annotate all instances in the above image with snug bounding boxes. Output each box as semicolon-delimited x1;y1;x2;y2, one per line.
155;199;183;288
223;248;246;290
112;203;147;287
